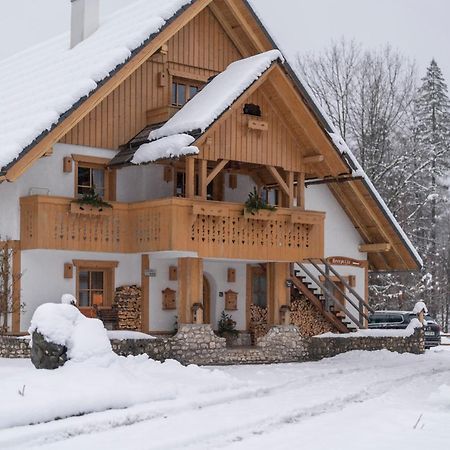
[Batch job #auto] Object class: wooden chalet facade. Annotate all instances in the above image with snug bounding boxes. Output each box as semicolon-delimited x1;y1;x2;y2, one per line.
0;0;421;338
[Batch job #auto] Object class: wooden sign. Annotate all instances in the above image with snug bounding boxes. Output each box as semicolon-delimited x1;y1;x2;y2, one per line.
225;290;238;311
227;268;236;283
169;266;178;281
162;288;176;310
326;256;365;268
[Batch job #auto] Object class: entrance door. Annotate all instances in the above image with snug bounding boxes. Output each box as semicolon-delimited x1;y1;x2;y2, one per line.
203;275;211;324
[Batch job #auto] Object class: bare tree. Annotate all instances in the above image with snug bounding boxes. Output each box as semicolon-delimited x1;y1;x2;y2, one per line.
0;240;22;334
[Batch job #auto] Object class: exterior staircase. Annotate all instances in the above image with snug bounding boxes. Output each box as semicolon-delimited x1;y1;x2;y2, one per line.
290;259;374;334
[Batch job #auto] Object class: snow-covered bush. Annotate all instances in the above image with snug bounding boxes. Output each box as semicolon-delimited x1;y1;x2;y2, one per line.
29;296;112;364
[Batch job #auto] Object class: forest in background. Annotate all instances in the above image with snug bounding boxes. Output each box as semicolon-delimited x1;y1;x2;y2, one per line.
297;40;450;330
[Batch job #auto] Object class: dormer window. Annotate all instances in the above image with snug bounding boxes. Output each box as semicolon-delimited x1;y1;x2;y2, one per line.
171;79;202;107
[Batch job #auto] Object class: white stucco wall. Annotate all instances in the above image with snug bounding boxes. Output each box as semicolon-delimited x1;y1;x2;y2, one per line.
305;184;366;261
116;164;172;203
20;250;140;331
0;143;117;240
203;260;247;331
223;173;256;204
304;184;368;325
146;258;248;333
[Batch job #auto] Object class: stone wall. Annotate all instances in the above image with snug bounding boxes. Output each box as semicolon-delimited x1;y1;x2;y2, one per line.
0;336;31;358
1;326;425;365
308;329;425;360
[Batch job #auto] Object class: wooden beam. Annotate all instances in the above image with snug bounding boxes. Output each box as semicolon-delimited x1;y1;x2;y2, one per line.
178;257;203;324
223;0;269;53
141;254;150;333
267;166;289;197
296;172;305;210
206;159;229;186
303;155;324;165
359;243;392;253
199;159;208;199
4;0;214;182
208;3;251;57
185;157;195;199
287;171;294;207
267;262;290;326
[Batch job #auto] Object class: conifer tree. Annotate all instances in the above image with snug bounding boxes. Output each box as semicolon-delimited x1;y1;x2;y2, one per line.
413;59;450;320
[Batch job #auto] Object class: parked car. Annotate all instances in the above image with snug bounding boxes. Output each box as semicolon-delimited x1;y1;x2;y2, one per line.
368;311;441;348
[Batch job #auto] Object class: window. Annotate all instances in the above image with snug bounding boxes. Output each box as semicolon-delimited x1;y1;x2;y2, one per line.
171;79;202;107
77;165;105;198
73;260;118;309
262;186;279;207
72;155;116;201
79;270;105;308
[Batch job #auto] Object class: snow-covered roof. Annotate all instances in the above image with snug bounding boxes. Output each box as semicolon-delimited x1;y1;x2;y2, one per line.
132;134;199;164
130;50;282;164
0;0;192;171
150;50;283;140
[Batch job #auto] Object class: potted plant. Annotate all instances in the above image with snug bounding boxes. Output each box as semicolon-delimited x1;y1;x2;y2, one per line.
71;189;113;215
244;187;276;219
217;311;238;346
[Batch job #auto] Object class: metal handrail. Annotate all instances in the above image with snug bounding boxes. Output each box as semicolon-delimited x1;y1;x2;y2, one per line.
296;261;362;328
307;259;370;322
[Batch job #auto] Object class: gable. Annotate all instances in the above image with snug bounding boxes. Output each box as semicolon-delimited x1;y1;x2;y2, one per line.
197;75;305;172
60;6;243;151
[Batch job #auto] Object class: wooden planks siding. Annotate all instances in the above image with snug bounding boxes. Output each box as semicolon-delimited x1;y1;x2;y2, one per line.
60;6;242;150
199;82;304;172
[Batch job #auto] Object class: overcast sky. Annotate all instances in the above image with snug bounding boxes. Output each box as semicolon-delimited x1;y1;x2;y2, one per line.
0;0;449;81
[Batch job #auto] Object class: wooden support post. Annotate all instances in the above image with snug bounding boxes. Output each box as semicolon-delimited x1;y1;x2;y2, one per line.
185;157;195;199
199;159;208;199
178;258;203;324
296;172;305;210
206;159;229;186
141;255;150;332
287;171;294;208
267;262;290;326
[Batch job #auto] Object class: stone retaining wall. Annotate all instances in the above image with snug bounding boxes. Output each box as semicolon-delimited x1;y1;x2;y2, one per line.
0;336;31;358
308;329;425;360
1;326;425;365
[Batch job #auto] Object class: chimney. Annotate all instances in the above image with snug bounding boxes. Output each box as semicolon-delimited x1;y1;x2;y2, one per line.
70;0;99;48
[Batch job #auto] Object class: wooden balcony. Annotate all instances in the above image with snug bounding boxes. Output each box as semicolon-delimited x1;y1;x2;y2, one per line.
20;196;325;261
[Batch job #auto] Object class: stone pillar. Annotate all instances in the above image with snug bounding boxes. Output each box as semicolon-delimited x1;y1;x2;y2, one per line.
267;262;290;325
178;257;203;324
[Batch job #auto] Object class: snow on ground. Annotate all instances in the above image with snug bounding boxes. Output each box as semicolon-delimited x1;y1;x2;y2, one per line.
0;348;450;449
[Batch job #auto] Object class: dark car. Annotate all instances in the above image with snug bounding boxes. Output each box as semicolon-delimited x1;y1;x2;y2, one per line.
368;311;441;348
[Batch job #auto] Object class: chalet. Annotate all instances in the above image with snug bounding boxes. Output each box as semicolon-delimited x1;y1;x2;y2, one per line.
0;0;421;343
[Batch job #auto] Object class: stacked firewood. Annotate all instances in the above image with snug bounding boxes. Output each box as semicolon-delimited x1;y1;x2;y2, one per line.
290;296;337;337
249;304;268;343
114;285;142;331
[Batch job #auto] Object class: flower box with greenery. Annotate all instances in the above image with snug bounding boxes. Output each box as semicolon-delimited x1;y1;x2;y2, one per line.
70;189;113;216
217;311;239;346
243;187;276;220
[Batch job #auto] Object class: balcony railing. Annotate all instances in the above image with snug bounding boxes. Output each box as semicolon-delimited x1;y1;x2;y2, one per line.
20;196;325;261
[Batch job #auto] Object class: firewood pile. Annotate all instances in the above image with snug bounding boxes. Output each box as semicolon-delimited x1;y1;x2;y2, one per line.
114;285;142;331
249;304;268;343
290;295;337;337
